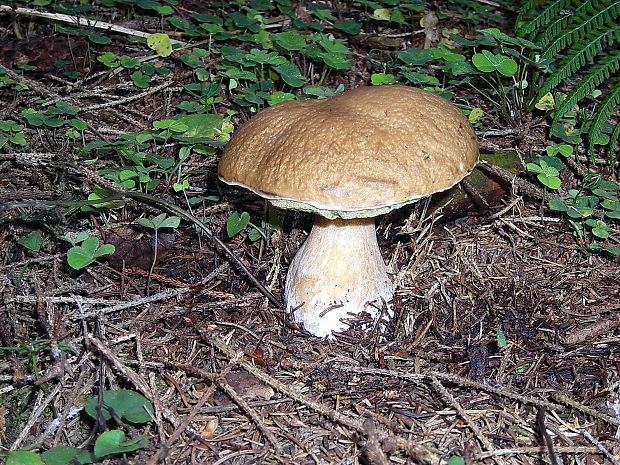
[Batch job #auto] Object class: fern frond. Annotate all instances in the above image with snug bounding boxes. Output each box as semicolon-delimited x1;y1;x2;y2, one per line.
535;0;597;49
536;27;620;101
589;85;620;161
517;0;572;39
609;122;620;166
554;50;620;121
542;1;620;59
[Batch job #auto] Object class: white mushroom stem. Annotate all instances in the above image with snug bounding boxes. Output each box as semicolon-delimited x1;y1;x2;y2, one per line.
285;216;393;338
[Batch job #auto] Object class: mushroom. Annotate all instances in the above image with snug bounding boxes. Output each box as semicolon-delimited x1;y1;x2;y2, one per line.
218;85;478;338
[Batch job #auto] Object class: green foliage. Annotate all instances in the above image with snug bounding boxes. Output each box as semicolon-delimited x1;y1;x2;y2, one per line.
55;24;111;45
588;84;620;160
66;236;115;270
17;230;43;252
94;430;149;459
472;50;517;76
20;101;87;147
517;0;620;161
0;119;27;149
85;389;154;423
0;339;75;380
496;326;507;349
5;450;45;465
84;113;226;192
226;210;279;242
227;211;251;238
136;213;180;230
526;159;561;189
0;66;28;90
544;167;620;254
3;390;152;465
446;0;503;25
447;456;466;465
41;447;95;465
97;51;164;88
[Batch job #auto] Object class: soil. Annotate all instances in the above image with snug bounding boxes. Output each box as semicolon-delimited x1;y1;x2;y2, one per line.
1;2;619;465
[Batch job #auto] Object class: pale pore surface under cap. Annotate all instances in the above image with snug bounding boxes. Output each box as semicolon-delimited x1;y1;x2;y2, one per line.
218;85;479;216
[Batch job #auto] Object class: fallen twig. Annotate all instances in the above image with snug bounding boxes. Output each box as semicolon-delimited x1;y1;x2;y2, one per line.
203;332;440;464
563;313;620;346
2;189;282;308
144;354;241;465
551;392;620;426
479;159;551;202
582;430;620;465
89;336;151;397
341;363;566;411
536;407;563;465
215;375;284;455
430;376;506;465
0;5;186;44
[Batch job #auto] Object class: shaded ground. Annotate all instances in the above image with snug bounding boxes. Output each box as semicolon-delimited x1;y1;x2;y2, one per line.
1;1;620;465
2;193;620;464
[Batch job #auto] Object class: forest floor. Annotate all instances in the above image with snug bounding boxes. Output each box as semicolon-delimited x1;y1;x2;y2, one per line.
1;1;619;464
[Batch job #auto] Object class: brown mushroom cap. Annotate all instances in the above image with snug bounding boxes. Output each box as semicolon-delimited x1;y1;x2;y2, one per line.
218;85;479;219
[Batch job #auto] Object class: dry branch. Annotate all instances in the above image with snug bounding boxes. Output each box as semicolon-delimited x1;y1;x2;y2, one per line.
0;5;187;44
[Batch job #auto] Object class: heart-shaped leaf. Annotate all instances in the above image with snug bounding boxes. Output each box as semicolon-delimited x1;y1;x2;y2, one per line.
370;73;397;85
546;143;573;157
67;237;115;270
274;63;307;87
147;33;172;57
85;389;154;424
17;230;42;252
226;212;251;238
472;51;517;76
272;31;306;51
333;20;361;35
371;8;391;21
41;446;95;465
468;108;483;124
535;92;555;110
94;430;148;459
7;451;44;465
548;199;568;212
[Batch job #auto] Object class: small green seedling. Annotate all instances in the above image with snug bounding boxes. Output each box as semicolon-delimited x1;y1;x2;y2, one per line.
17;230;43;252
496;325;507;349
3;390;153;465
136;213;179;291
66;235;115;270
545;143;573;157
526;159;561;189
547;173;620;255
515;363;531;374
0;119;27;148
472;50;517;76
137;213;180;285
0;338;74;378
447;456;466;465
136;213;181;231
585;219;612;239
226;211;268;241
548;189;595;219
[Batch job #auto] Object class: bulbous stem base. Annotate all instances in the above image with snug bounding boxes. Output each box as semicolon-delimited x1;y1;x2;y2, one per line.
285;216;393;338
